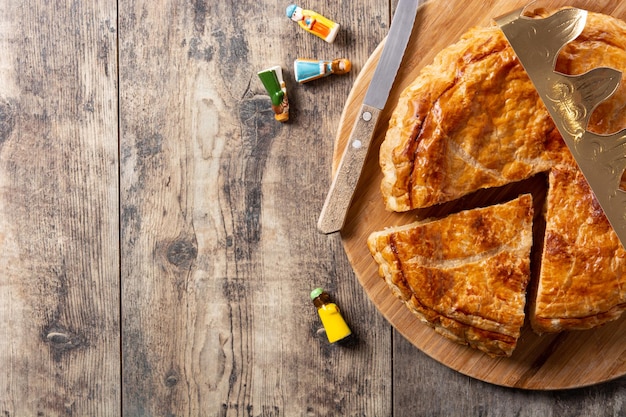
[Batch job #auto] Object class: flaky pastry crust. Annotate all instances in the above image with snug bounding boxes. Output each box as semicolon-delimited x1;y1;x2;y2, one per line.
367;195;533;357
532;167;626;333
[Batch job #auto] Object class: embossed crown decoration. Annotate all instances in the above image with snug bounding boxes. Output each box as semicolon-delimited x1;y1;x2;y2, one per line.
496;6;626;248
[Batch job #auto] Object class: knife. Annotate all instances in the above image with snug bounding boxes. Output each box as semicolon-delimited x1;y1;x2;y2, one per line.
317;0;420;234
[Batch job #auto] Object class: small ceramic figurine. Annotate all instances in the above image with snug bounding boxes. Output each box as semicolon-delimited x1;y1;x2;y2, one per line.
310;288;352;343
257;65;289;122
294;58;351;84
286;4;340;43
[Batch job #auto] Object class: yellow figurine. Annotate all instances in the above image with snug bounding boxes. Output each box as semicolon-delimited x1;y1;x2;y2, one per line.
286;4;340;43
310;288;352;343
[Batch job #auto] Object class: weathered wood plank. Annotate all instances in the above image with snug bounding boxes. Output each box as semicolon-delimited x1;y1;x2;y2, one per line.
120;0;392;415
0;0;120;415
393;332;626;416
3;0;626;414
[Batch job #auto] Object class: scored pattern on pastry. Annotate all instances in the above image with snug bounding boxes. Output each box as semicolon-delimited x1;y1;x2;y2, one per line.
368;195;533;357
532;166;626;333
380;22;560;212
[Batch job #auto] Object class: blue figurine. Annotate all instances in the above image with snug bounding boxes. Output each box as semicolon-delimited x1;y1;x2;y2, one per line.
294;58;351;84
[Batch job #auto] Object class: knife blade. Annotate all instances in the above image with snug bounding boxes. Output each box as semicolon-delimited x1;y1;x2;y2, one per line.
317;0;419;234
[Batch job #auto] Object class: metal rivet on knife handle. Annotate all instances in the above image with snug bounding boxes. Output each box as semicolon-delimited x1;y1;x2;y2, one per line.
317;104;381;234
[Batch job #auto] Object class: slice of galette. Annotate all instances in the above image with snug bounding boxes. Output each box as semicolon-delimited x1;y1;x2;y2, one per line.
367;194;534;357
531;166;626;333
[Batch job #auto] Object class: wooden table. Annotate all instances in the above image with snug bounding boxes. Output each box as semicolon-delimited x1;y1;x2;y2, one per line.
0;0;624;415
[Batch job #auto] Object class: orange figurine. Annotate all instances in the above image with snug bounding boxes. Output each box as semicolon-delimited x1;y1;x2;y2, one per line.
286;4;340;43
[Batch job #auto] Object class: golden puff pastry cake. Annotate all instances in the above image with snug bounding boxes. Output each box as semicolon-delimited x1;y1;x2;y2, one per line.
531;166;626;333
367;194;534;357
379;9;626;212
369;8;626;355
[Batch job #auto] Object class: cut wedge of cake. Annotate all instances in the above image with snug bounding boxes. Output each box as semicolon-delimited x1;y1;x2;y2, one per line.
367;194;534;357
531;166;626;333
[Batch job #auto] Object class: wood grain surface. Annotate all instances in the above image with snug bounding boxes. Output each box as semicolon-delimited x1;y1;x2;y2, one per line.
0;0;624;415
118;1;393;416
336;0;626;390
0;0;120;415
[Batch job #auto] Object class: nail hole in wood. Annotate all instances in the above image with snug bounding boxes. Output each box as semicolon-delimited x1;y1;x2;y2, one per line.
46;332;71;345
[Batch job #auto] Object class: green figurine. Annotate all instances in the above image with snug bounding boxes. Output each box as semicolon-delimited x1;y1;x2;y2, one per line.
257;65;289;122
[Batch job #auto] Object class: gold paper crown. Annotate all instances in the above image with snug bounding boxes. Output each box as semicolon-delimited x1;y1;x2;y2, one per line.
496;6;626;248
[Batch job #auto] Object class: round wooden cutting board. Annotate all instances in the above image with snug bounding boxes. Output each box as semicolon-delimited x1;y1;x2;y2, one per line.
334;0;626;389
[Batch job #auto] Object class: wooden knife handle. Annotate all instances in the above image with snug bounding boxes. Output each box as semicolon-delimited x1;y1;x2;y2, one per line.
317;103;381;234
